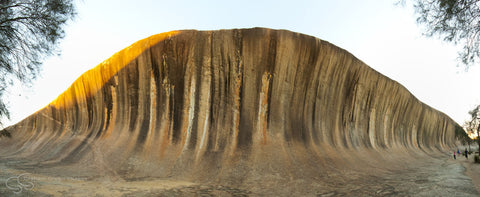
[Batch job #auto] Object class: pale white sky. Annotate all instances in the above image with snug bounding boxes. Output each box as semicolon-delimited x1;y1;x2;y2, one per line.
3;0;480;127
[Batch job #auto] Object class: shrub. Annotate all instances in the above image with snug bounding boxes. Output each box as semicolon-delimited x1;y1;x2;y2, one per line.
0;130;11;138
475;155;480;163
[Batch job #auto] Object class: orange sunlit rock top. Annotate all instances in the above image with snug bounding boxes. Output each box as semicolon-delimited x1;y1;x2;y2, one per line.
49;31;180;109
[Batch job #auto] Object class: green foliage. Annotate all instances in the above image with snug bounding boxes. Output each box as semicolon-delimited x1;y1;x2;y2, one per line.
0;0;76;127
475;155;480;163
410;0;480;68
465;105;480;152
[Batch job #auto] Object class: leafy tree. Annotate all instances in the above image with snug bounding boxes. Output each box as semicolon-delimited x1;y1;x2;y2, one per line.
0;0;75;127
401;0;480;67
466;105;480;152
457;123;473;150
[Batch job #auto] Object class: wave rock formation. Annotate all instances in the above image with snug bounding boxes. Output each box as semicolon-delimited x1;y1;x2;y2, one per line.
0;28;458;194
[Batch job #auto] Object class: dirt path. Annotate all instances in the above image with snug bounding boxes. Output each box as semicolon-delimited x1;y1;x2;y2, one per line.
0;155;478;196
460;155;480;193
0;164;197;196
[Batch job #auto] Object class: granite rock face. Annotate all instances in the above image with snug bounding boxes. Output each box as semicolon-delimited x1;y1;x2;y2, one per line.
0;28;457;186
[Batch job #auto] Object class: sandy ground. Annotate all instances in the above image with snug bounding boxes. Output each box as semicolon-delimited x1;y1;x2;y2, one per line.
0;155;479;196
460;154;480;194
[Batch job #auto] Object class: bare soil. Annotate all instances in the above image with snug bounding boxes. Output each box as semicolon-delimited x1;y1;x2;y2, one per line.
0;154;478;196
460;154;480;194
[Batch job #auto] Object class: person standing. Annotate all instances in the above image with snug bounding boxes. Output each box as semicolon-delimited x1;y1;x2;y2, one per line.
454;151;456;160
465;148;468;159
